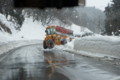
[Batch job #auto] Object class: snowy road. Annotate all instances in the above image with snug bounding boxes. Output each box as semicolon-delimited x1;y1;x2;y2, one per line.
0;44;120;80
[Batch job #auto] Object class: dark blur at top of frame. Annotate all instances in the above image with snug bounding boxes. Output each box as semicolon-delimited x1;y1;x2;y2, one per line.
14;0;85;9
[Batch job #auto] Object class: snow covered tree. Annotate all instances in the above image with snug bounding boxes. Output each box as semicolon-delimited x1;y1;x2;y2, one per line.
105;0;120;35
0;0;24;31
24;9;56;26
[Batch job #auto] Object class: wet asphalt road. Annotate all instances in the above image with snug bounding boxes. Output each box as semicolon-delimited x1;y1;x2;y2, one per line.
0;44;120;80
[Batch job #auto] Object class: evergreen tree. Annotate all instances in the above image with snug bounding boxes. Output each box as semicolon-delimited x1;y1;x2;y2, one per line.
105;0;120;35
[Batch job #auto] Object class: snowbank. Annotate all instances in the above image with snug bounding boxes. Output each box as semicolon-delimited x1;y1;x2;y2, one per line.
74;35;120;59
0;40;42;56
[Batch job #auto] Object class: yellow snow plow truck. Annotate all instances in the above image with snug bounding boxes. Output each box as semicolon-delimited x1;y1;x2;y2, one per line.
43;26;73;49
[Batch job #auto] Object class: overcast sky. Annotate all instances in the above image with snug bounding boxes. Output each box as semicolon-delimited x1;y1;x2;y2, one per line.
86;0;111;11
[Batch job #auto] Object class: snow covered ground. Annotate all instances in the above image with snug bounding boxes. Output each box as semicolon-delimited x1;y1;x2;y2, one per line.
0;14;45;56
1;13;120;60
74;35;120;58
64;35;120;60
0;40;42;56
0;14;46;43
0;13;91;56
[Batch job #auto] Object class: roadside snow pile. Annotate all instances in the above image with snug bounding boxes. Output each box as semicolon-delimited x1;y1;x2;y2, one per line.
80;34;120;42
0;40;42;56
0;32;12;44
74;35;120;59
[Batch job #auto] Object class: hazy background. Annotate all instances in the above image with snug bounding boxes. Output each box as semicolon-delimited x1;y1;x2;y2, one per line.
86;0;111;11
